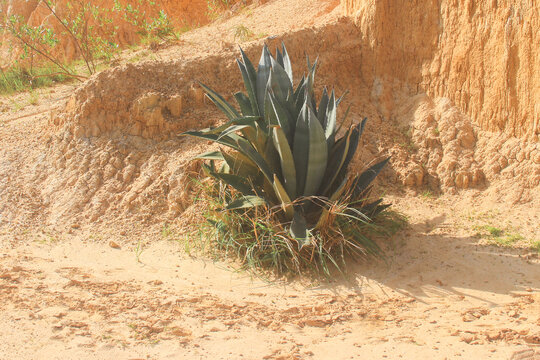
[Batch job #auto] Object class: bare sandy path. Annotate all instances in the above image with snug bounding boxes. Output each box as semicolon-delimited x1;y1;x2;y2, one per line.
1;196;538;359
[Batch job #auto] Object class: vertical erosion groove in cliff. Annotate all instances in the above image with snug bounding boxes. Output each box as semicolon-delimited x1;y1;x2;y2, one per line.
343;0;539;138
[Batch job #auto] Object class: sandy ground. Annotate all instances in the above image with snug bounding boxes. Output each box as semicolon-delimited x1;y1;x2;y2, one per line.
1;0;539;359
0;178;539;359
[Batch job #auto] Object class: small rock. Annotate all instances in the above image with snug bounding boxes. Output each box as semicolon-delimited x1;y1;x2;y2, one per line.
109;241;121;249
460;334;474;343
486;331;501;341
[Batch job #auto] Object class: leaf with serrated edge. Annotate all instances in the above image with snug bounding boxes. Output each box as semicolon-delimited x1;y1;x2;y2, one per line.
281;43;293;84
193;150;223;161
272;174;294;220
293;104;309;196
303;106;328;196
234;92;253;116
272;126;296;198
199;82;240;120
226;196;266;210
256;45;272;116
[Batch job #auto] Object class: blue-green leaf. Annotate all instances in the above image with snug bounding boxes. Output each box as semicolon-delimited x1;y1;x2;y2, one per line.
256;45;272;116
234;92;253;116
281;43;293;84
272;126;296;199
193;150;224;161
199;82;240;121
226;195;267;210
210;171;254;196
238;48;259;116
236;138;274;183
180;130;240;150
303;106;328;196
293;104;309;196
352;157;390;199
272;174;294;220
318;87;329;126
325;90;337;147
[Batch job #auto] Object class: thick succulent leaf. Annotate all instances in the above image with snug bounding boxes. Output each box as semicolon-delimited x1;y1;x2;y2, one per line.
217;124;253;140
253;121;268;153
264;90;279;127
226;195;267;210
303;106;328;196
222;150;259;178
281;43;293;84
240;125;258;145
318;87;329;126
256;45;272;116
205;116;259;135
234;92;253;116
263;132;280;178
294;84;306;119
269;57;292;102
329;175;349;202
306;56;318;109
275;47;284;68
358;198;390;219
292;104;310;196
210;171;255;196
272;174;294;220
193;150;223;161
352;157;390;199
199;82;240;120
238;49;259;116
267;92;292;144
332;118;368;186
320;128;352;196
290;212;311;249
293;76;305;105
180;130;240;150
236;138;274;183
272;126;296;199
325;90;337;147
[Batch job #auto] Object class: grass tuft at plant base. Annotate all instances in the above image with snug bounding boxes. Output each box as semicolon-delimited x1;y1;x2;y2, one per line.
182;178;406;278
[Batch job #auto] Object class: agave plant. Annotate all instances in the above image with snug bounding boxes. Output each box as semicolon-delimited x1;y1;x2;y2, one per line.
181;43;389;251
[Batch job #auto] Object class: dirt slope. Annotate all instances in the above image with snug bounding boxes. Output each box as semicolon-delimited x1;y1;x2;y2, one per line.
0;0;539;359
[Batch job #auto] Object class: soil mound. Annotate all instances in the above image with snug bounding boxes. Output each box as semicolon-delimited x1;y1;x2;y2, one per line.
3;0;539;230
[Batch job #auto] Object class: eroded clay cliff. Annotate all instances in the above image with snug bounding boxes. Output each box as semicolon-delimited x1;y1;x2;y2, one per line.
343;0;539;138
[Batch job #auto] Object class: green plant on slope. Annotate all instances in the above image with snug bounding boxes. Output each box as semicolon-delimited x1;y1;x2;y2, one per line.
113;0;179;43
4;0;119;79
181;44;391;273
233;25;254;42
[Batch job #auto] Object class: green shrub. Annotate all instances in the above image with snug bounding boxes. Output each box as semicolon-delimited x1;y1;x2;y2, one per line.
181;44;392;275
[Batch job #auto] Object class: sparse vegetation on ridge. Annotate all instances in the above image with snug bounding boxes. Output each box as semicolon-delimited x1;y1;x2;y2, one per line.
181;43;399;275
0;0;189;94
